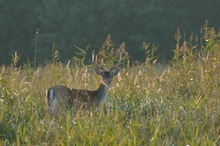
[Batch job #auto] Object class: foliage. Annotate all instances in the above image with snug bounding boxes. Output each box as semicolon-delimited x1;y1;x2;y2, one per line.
142;42;158;67
0;28;220;145
1;0;220;64
96;35;129;69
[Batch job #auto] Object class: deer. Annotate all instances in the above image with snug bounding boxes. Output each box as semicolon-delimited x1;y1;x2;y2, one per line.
45;58;121;114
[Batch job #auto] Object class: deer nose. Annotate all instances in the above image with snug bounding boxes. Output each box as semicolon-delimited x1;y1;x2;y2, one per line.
104;79;111;85
106;80;110;84
101;78;112;86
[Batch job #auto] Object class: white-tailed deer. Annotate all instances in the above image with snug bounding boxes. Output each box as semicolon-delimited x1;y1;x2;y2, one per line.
45;61;121;114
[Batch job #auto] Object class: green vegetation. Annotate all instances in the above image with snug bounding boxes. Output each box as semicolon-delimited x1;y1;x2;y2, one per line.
1;0;220;64
0;27;220;145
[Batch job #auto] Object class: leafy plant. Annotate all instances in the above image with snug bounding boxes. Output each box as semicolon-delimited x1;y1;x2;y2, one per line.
0;26;219;145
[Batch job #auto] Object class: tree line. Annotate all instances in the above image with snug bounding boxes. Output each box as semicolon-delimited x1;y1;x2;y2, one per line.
0;0;220;65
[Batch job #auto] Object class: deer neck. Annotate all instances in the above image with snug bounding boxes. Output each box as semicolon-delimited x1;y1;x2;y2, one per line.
95;83;110;106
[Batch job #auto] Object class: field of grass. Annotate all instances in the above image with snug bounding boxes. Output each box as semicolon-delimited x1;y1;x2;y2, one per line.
0;28;220;145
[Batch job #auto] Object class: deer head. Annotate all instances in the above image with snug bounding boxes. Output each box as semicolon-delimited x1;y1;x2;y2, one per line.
94;54;121;86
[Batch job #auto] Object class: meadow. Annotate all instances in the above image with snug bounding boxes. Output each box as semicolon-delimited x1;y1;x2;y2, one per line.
0;28;220;146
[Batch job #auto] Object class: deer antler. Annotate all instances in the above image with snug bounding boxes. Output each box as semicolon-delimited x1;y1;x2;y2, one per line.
111;52;122;70
92;51;104;71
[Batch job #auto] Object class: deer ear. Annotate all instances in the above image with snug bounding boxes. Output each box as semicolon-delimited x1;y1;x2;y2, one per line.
111;68;120;77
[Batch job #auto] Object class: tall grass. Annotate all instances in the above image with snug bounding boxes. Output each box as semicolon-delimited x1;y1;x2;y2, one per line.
0;27;220;145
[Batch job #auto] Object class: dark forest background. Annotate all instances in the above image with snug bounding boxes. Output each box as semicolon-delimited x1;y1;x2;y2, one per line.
0;0;220;65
